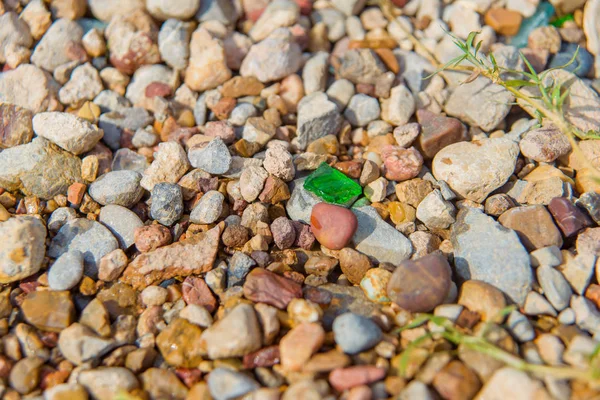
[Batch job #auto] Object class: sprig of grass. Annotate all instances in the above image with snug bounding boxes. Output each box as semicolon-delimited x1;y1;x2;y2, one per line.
378;0;600;182
396;312;600;385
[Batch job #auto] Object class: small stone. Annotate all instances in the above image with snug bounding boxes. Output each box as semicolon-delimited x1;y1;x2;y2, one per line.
207;368;260;400
381;85;415;127
240;28;302;83
263;146;295;182
141;285;168;307
524;291;557;316
0;64;60;114
576;228;600;256
242;117;277;147
352;206;413;264
360;268;392;303
82;28;106;58
134;224;172;253
221;76;265;98
141;368;189;400
156;318;204;368
416;189;456;229
21;290;74;332
240;166;269;202
201;303;262;359
432;361;481;400
0;104;33;149
537;265;572;311
182;276;217;312
452;208;532;305
530;246;563;268
458;280;507;323
190;191;224;224
393;123;420;148
344;94;381;127
140;141;190;191
498;205;563;251
339;247;371;285
228;251;257;286
221;224;250;248
111;148;149;174
280;322;325;372
121;225;221;289
180;304;213;328
78;367;140;400
329;366;386;392
382;146;423;181
364;177;388;203
548;197;593;238
58;63;104;106
507;310;535;342
520;126;571;162
433;138;519;203
49;218;118;277
416;109;464;159
44;384;88;400
31;18;83;73
99;204;143;249
339;49;387;85
48;250;84;291
0;217;46;283
98;249;128;281
147;0;200;20
188;137;232;175
9;356;45;395
58;322;115;364
477;368;551;399
89;170;144;208
311;203;358;250
395;178;434;208
270;217;296;250
150;183;183;227
484;8;523;36
333;313;382;354
296;92;343;149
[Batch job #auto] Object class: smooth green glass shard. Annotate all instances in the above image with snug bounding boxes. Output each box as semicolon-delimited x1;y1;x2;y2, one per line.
304;162;362;205
511;2;555;48
550;13;574;28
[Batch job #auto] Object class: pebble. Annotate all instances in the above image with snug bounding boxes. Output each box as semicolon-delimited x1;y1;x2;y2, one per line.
381;85;415;126
344;94;381;127
476;368;551;400
548;197;593;238
416;109;464;158
352;206;413;264
58;63;104;106
382;145;423;181
452;207;532;305
48;207;77;231
9;356;45;395
339;248;372;285
416;189;456;229
360;268;392;303
48;250;84;291
498;205;563;251
150;183;184;227
432;360;481;400
180;304;214;328
98;249;128;282
242;117;277;146
0;104;33;149
524;291;557;317
0;64;60;114
155;317;204;368
296;92;343;149
190;190;225;224
0;217;46;284
185;27;231;91
208;368;260;400
280;322;325;371
240;166;269;202
270;217;296;249
339;49;387;85
158;19;193;71
310;203;358;250
329;366;386;392
519;125;571;162
537;265;573;311
78;367;140;400
22;290;74;332
201;303;262;359
327;78;355;110
188;137;232;175
89;170;144;208
140;141;190;191
458;280;507;322
507;310;535;342
99;108;153;150
99;204;143;249
263;146;295;181
31;18;83;72
147;0;200;20
333;313;382;354
530;246;563;268
141;285;168;307
141;368;189;400
49;218;118;277
485;8;523;36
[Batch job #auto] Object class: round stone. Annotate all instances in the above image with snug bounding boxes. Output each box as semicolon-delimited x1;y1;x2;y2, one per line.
48;250;84;291
387;253;452;312
332;313;382;355
310;203;358;250
190;191;225;224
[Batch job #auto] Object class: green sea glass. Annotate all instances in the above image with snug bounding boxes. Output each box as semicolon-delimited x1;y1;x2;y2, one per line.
550;13;574;28
304;162;362;205
511;2;555;48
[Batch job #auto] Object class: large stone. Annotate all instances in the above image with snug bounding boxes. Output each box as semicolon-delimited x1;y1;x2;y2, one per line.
0;64;61;113
58;323;116;365
21;291;74;332
0;12;33;64
249;0;299;42
185;27;231;92
89;170;145;208
0;217;46;284
120;225;221;289
432;138;519;203
498;206;563;251
147;0;200;20
475;367;551;400
140;141;190;191
240;28;302;83
48;218;119;277
99;205;143;249
0;138;82;199
156;318;204;368
32;112;103;155
158;19;193;70
445;76;514;131
295;92;343;150
58;63;104;106
78;367;140;400
352;206;413;265
207;368;260;400
31;18;83;72
451;207;533;305
339;49;387;85
0;104;33;149
201;303;262;359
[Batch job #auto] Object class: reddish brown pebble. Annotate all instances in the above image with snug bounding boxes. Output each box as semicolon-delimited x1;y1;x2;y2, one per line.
280;322;325;372
204;121;236;144
387;253;452;312
432;360;482;400
175;368;202;388
243;268;303;309
381;145;423;181
329;366;386;392
271;217;296;250
585;284;600;309
145;82;173;98
182;276;217;313
134;225;173;252
292;221;316;250
310;203;358;250
222;224;250;248
303;286;332;305
484;8;523;36
67;182;86;206
335;161;363;179
548;197;593;238
417;109;464;158
243;345;281;368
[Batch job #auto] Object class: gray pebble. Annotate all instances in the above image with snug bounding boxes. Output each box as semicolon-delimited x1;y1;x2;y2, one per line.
228;251;256;287
89;170;145;208
207;368;259;400
111;148;149;174
48;207;77;231
333;312;382;354
530;246;563;268
537;265;573;311
344;93;381;127
48;251;84;291
150;183;183;227
506;310;535;342
188;137;232;175
190;190;225;224
229;103;257;126
99;204;144;249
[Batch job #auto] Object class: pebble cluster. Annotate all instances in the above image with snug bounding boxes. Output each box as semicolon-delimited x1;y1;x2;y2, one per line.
1;0;600;399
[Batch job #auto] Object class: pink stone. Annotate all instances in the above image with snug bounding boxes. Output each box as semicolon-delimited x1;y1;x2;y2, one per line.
329;366;386;392
310;203;358;250
280;323;325;372
181;276;217;312
382;145;423;181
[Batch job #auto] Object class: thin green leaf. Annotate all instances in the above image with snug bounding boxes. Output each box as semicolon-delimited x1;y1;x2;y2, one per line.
397;314;431;332
489;53;498;73
503;79;537;88
519;51;538;78
551;82;562;106
558;87;570;107
397;333;433;376
466;31;479;49
424;54;467;78
475;40;482;56
545;47;580;75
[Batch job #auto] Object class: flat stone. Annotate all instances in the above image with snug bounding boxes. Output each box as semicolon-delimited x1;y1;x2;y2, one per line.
249;0;299;42
333;313;382;354
121;225;221;289
537;265;572;311
388;253;452;312
280;322;325;372
89;170;144;208
147;0;200;19
432;138;519;203
452;207;532;305
9;356;45;395
576;227;600;256
445;76;514;131
58;323;116;365
548;197;593;238
49;218;119;278
99;205;143;249
432;360;481;400
78;367;139;400
0;64;60;114
201;303;262;359
21;290;74;332
0;137;82;199
0;217;46;284
416;109;464;158
520;126;571;162
498;205;563;251
244;268;302;309
296;92;343;150
48;250;84;291
329;366;386;392
207;368;260;400
0;104;33;149
227;251;257;287
352;206;413;265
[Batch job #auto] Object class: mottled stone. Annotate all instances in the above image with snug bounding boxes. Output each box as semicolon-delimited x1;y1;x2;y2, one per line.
0;217;46;284
498;205;563;251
